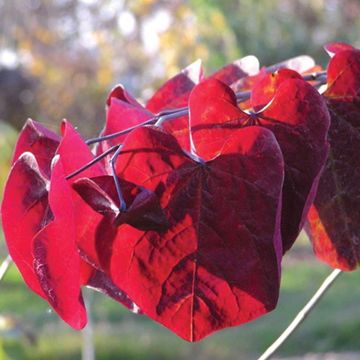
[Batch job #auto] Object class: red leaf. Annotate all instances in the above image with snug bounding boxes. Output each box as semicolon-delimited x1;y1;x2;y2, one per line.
160;113;191;152
1;121;104;310
2;120;135;326
306;49;360;270
87;269;142;314
55;170;142;312
146;60;203;113
306;205;358;271
1;153;49;298
231;67;267;109
96;98;154;164
324;42;354;57
100;62;201;155
190;78;329;252
12;119;60;178
115;187;169;231
102;92;192;154
72;176;168;271
210;55;259;85
189;79;248;161
326;49;360;98
261;80;330;251
74;175;169;231
106;84;143;107
251;69;302;111
79;259;94;285
58;120;105;179
73;177;119;217
56;122;110;270
32;158;87;329
112;126;284;341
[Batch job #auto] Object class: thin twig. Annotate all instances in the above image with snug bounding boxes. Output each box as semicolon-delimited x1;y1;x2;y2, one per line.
302;70;327;81
85;70;327;147
85;117;157;146
65;145;120;180
257;268;342;360
236;91;251;101
0;255;12;282
155;108;189;126
82;290;95;360
110;145;126;211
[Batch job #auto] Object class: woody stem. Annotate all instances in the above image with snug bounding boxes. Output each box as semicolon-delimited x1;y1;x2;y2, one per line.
0;255;12;282
257;268;342;360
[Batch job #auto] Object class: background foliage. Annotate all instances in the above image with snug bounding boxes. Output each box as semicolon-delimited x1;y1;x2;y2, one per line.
1;1;360;358
1;0;360;135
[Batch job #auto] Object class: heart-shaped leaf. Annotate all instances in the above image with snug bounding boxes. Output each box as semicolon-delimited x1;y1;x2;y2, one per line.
97;98;154;162
112;125;284;341
306;48;360;270
251;69;302;111
146;60;203;113
190;78;329;252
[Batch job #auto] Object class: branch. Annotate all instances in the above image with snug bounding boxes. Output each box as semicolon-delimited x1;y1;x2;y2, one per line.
257;268;342;360
85;70;327;147
0;255;12;282
65;144;120;180
82;290;95;360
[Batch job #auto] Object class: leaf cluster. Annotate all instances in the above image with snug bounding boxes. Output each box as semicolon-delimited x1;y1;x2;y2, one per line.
1;42;359;342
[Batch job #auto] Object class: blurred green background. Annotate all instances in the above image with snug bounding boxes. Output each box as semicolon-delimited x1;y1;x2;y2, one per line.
1;1;360;359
